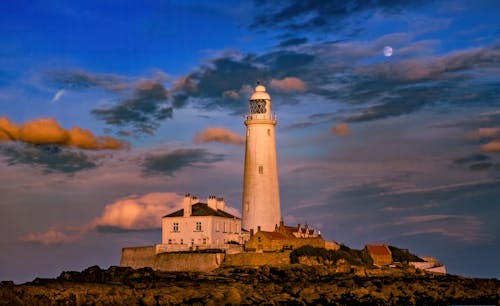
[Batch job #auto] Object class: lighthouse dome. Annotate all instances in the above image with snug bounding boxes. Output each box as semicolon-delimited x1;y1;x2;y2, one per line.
250;84;271;100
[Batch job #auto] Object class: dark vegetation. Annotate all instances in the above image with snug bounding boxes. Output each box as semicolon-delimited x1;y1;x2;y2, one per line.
389;245;425;263
290;245;373;266
1;265;499;305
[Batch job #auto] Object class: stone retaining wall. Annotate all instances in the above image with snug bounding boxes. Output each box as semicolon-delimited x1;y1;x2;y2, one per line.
223;252;291;267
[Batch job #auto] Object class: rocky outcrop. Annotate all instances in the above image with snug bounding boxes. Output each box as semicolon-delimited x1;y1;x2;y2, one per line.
1;265;499;305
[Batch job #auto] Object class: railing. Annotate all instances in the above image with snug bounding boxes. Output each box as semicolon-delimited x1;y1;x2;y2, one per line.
245;113;277;121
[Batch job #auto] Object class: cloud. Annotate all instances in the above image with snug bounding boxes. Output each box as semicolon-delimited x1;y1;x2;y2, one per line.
142;148;224;176
47;69;131;91
48;69;173;135
357;44;500;82
482;140;500;153
50;89;65;103
250;1;432;36
91;192;183;230
0;143;98;174
0;117;20;141
23;228;80;245
172;76;198;93
0;117;126;150
193;127;245;145
270;77;306;92
478;128;500;138
170;50;315;114
397;214;488;243
169;38;497;124
469;162;493;171
453;154;490;165
91;81;172;135
277;37;308;48
22;192;184;244
331;123;350;136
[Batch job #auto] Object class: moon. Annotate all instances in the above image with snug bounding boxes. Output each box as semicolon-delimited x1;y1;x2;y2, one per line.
383;46;393;57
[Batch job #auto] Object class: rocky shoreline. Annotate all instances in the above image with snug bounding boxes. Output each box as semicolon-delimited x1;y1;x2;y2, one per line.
1;265;499;305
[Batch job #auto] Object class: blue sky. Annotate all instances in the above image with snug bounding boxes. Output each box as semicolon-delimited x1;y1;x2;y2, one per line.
1;0;500;283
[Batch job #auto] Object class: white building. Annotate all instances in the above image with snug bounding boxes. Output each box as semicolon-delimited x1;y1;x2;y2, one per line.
242;83;281;232
409;256;447;274
158;194;247;253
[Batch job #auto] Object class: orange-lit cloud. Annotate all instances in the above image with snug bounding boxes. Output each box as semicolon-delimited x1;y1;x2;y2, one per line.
478;128;500;138
331;123;350;136
194;127;245;145
270;77;306;92
222;84;253;101
90;192;183;230
482;140;500;153
0;117;20;140
172;76;198;93
465;127;500;140
0;117;126;150
22;192;183;245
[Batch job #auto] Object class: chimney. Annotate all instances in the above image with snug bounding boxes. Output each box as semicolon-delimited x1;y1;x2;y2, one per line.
257;226;261;232
183;194;192;217
250;229;254;237
190;195;198;205
216;197;225;211
207;195;217;210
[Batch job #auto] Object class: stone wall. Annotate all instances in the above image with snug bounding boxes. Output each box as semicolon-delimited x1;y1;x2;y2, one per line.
120;246;225;272
223;252;291;267
120;246;156;269
155;253;225;272
245;234;326;252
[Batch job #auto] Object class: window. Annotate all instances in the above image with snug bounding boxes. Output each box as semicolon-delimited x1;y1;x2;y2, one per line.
245;202;249;212
203;238;206;245
173;223;179;232
223;222;227;233
215;222;220;232
168;239;172;244
250;100;266;114
180;239;183;244
196;222;202;231
258;165;263;174
267;129;270;136
258;237;262;243
191;239;194;245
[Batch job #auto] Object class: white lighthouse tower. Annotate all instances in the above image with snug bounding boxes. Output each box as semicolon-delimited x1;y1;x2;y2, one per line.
242;83;281;232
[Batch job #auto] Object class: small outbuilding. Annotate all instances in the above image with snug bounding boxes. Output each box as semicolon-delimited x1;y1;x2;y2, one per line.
365;244;393;266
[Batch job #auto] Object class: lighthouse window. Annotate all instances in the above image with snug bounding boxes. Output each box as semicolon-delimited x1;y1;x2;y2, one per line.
267;129;270;136
258;165;263;174
250;100;266;114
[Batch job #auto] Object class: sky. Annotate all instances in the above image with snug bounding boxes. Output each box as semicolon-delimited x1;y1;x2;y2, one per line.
1;0;500;283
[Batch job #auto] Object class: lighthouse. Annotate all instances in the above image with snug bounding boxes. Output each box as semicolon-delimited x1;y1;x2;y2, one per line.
242;83;281;232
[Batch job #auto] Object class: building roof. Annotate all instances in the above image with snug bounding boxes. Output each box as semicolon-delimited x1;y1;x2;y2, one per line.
163;203;239;219
365;244;392;256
